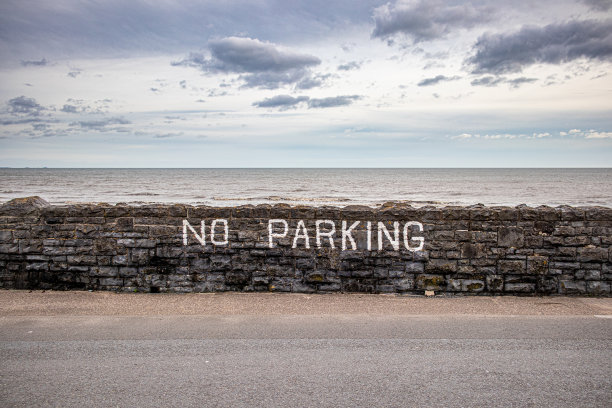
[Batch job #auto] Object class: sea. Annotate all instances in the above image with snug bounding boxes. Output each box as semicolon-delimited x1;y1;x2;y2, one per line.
1;168;611;208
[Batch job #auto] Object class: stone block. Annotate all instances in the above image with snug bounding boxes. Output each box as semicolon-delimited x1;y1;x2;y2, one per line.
225;271;250;286
486;275;504;292
583;270;601;281
559;280;587;295
461;243;485;259
455;230;471;241
586;281;611;295
498;227;524;248
415;274;446;290
463;280;485;292
504;283;535;293
498;260;525;275
425;259;457;274
527;256;549;275
394;278;414;292
0;230;12;242
577;247;608;262
318;283;341;292
447;279;462;291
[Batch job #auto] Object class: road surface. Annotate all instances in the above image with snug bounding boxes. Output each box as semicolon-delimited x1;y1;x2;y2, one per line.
1;291;611;407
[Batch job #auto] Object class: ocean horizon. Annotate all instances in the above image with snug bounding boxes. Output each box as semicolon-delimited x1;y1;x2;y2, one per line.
2;168;611;208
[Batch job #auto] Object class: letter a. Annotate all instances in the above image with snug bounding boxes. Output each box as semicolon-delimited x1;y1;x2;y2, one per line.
292;220;311;249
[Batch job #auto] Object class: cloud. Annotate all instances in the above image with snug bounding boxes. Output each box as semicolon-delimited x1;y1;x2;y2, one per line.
241;70;310;89
295;74;331;90
6;96;45;116
0;1;380;62
252;95;309;110
70;117;130;130
60;104;78;113
506;77;538;88
581;0;612;11
470;76;536;88
207;37;320;73
470;76;504;87
417;75;460;86
467;19;612;74
372;0;492;43
0;117;47;125
451;132;539;140
252;94;361;110
21;58;49;66
173;37;321;89
67;70;81;78
338;61;362;71
307;95;360;108
153;132;183;139
453;129;612;141
561;128;612;138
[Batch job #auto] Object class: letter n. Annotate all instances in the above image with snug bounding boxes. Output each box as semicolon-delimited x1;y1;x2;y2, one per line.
183;220;206;246
377;221;400;251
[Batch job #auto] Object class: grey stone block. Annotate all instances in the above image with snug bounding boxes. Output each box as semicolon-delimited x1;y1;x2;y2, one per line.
504;283;535;293
498;260;525;275
498;227;524;247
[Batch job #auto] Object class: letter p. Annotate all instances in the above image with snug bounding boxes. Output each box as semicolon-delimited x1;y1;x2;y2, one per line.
268;219;289;248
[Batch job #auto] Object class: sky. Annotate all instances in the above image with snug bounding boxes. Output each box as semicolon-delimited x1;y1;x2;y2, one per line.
0;0;611;167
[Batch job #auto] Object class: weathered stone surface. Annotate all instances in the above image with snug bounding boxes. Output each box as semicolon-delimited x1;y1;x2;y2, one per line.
415;274;446;291
0;196;49;214
498;260;525;275
0;200;610;295
498;227;524;248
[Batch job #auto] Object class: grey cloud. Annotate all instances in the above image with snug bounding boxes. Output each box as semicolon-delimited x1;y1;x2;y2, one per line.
241;70;309;90
252;95;309;110
467;19;612;74
470;76;505;87
338;61;362;71
507;77;538;88
70;117;130;130
296;74;332;90
179;80;187;89
0;117;46;125
173;37;320;73
153;132;182;139
417;75;461;86
307;95;360;108
61;104;78;113
0;1;380;61
7;96;45;116
252;94;360;110
21;58;49;66
581;0;612;11
31;123;51;133
470;76;536;88
208;37;320;73
67;70;81;78
172;52;207;69
372;0;493;43
173;37;321;89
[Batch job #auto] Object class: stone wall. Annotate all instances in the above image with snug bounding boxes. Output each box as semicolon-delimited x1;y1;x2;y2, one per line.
1;196;610;295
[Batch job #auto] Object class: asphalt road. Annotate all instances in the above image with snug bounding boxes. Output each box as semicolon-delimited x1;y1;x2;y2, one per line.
1;292;611;407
